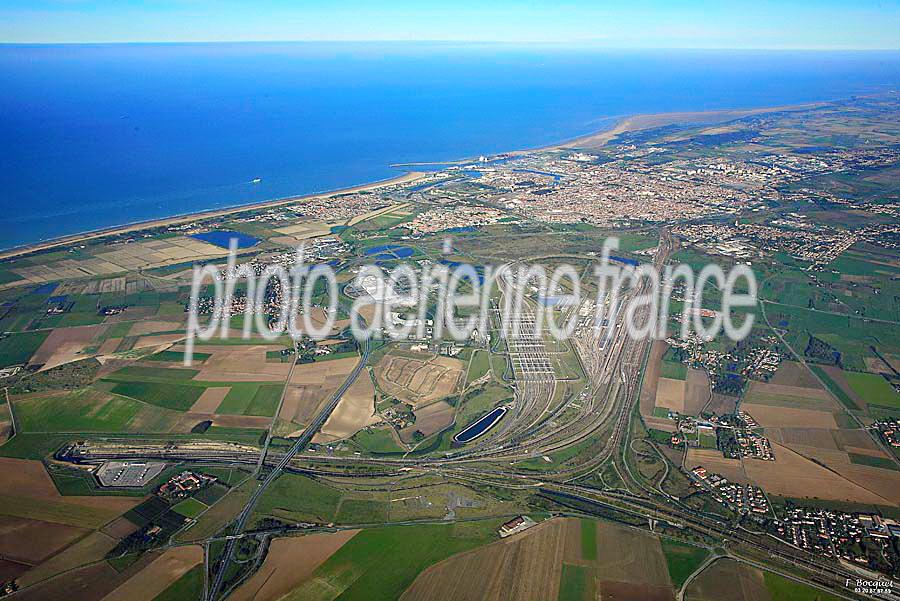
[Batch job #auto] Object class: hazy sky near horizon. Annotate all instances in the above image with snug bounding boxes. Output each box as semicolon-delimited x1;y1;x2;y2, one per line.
2;0;899;48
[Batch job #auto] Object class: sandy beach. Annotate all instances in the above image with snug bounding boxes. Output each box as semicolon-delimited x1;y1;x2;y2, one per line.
0;170;425;261
550;102;825;150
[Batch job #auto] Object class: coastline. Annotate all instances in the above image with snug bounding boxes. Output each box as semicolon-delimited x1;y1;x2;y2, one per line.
0;171;425;261
545;101;825;151
0;99;828;263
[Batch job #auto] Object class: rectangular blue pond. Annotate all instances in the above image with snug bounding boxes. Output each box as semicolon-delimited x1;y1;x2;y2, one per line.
454;406;507;444
191;230;259;249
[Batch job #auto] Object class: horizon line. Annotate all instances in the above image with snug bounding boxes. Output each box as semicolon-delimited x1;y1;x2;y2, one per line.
2;40;900;51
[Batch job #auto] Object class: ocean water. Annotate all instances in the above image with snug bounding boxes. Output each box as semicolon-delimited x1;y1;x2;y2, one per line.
1;43;899;249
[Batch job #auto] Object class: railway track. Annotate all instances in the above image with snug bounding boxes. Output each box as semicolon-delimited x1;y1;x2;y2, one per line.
206;335;372;601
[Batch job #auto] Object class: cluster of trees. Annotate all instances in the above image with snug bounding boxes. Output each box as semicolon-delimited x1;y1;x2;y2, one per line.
804;335;842;366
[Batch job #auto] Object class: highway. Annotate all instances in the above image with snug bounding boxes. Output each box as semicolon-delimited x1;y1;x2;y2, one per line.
205;333;371;601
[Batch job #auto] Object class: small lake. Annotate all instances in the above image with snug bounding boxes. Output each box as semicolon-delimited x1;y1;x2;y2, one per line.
191;230;260;249
610;255;639;267
32;282;59;295
454;406;507;444
363;244;414;260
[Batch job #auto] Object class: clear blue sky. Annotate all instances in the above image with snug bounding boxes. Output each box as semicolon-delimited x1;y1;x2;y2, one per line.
1;0;899;48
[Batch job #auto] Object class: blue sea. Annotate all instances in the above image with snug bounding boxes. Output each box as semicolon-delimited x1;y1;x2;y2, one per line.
1;43;900;249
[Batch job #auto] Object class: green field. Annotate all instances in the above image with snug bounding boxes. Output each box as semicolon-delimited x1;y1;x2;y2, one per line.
763;571;841;601
244;384;284;416
809;366;859;411
515;435;596;472
315;350;358;362
845;372;900;409
253;473;342;523
615;232;659;252
466;350;492;383
145;350;211;363
40;311;106;328
0;267;23;285
660;360;688;380
335;498;389;524
152;565;204;601
266;349;293;363
0;330;49;367
558;563;592;601
831;254;899;278
580;519;597;560
849;453;899;471
108;381;202;411
489;353;509;381
14;389;146;432
660;539;709;588
765;302;899;371
281;521;498;601
216;383;284;416
699;433;718;449
648;429;672;444
352;427;404;454
172;497;208;519
101;365;283;415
